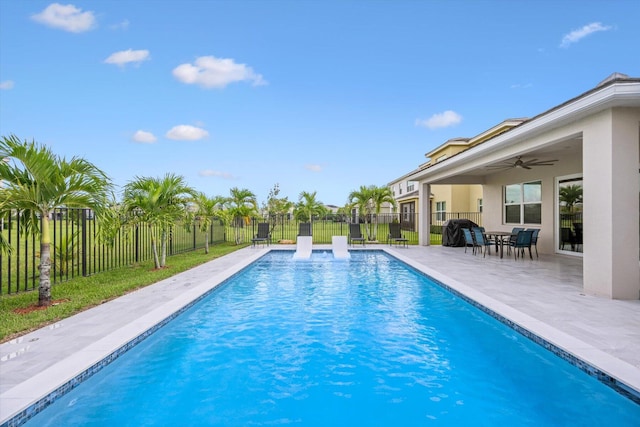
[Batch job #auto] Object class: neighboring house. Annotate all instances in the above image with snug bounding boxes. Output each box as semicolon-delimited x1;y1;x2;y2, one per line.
389;119;526;225
404;72;640;300
323;204;340;214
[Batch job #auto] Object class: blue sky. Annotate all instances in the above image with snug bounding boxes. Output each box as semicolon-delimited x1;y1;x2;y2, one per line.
1;1;639;206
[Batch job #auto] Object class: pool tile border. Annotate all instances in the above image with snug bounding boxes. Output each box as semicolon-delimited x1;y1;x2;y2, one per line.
383;249;640;405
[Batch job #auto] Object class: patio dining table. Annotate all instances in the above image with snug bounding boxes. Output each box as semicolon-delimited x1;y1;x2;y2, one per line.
484;231;514;258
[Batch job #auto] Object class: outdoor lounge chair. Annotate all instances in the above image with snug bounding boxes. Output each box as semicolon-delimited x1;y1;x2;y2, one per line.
348;223;366;246
251;223;271;247
298;222;312;237
388;223;408;247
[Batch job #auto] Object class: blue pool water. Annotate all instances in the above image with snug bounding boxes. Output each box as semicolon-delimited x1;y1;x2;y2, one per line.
26;251;640;426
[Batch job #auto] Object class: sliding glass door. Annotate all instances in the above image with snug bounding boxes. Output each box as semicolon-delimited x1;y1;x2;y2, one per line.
556;174;583;255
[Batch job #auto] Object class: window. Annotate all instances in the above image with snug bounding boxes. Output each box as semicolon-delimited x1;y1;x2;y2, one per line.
477;198;483;213
407;182;415;192
436;201;446;221
504;181;541;224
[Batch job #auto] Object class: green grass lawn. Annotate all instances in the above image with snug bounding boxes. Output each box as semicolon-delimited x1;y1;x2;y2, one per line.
0;242;248;342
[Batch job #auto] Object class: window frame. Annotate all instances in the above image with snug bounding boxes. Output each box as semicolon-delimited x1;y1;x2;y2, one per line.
503;180;542;225
435;201;446;222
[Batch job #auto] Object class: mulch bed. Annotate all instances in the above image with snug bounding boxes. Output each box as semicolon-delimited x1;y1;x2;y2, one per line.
13;299;70;314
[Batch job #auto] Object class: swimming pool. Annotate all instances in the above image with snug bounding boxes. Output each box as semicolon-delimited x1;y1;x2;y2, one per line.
22;251;640;425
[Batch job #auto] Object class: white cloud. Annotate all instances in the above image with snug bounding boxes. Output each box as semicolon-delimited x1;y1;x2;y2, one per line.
415;110;462;129
110;20;130;31
305;164;323;172
560;22;612;48
0;80;15;90
104;49;150;67
172;55;266;89
199;170;237;179
31;3;96;33
132;130;157;143
166;125;209;141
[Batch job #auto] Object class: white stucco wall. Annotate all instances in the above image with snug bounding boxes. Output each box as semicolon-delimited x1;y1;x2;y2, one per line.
583;108;640;298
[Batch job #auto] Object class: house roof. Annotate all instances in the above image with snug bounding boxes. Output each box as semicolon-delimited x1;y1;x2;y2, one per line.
395;189;419;202
402;73;640;184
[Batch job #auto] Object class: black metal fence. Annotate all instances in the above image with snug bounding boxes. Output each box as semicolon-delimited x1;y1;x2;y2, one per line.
233;213;420;246
1;210;483;295
0;208;225;295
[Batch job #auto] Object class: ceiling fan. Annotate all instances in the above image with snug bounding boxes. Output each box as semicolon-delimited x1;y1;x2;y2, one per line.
485;156;558;170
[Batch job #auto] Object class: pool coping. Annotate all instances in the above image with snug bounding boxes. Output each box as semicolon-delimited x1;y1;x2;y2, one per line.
1;246;639;425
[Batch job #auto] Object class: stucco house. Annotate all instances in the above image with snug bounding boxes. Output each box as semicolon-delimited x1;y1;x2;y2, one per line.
405;73;640;300
389;119;529;228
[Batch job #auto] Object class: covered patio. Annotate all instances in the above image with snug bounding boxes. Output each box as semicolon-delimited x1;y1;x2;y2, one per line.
411;73;640;299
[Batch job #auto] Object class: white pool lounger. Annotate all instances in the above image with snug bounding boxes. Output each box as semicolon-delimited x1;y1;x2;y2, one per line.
332;235;351;259
293;236;313;259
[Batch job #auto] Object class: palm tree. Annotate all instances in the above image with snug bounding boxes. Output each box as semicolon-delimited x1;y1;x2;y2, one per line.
0;135;112;306
559;184;583;213
191;192;225;254
123;174;195;268
348;185;396;240
369;186;396;240
294;191;326;223
226;187;258;244
348;185;375;239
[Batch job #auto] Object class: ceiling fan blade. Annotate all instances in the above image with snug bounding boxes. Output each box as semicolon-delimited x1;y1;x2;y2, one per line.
522;159;539;165
522;165;532;170
530;159;558;166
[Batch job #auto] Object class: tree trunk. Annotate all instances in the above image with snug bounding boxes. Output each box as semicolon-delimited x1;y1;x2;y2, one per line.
160;230;167;267
204;238;209;254
151;236;161;269
38;216;52;307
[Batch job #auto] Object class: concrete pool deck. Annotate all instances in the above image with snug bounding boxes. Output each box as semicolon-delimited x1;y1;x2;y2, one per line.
1;245;640;424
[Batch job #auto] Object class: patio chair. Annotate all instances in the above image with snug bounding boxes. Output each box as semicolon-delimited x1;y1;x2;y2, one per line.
527;228;540;258
560;227;574;250
298;222;312;237
462;228;477;254
508;230;534;260
472;227;494;257
348;223;366;246
388;223;408;247
251;223;271;247
506;227;524;255
573;223;583;252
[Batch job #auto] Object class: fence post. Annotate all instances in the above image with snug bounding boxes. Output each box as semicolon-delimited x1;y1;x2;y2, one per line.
193;223;197;250
81;209;88;277
135;225;139;263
